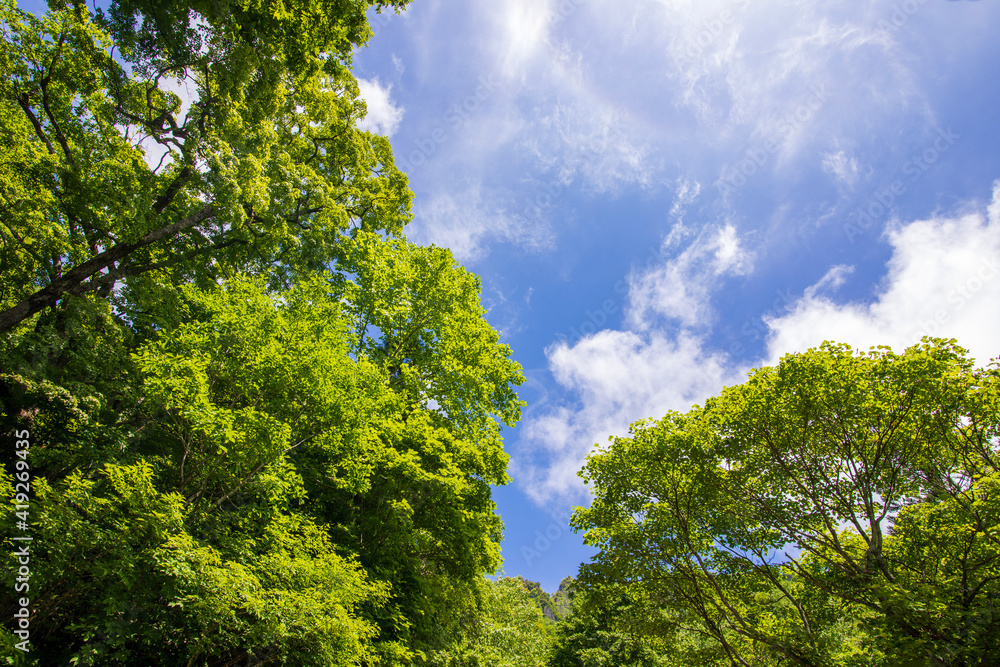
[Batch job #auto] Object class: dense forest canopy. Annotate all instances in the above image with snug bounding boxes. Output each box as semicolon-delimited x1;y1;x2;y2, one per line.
0;0;535;664
1;1;998;666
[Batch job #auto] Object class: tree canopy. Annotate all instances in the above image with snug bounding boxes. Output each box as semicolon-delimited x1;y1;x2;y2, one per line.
0;0;411;331
574;339;1000;666
0;1;528;664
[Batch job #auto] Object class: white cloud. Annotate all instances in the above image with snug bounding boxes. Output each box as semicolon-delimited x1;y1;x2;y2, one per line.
422;2;662;210
490;0;555;79
383;0;998;265
547;0;938;190
765;182;1000;366
516;184;1000;506
408;186;555;262
357;78;404;137
546;110;658;194
804;264;853;300
514;223;753;502
671;178;702;221
515;329;739;503
417;0;941;266
627;223;752;328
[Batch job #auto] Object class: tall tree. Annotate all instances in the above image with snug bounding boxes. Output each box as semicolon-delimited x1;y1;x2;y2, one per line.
2;271;524;664
548;585;665;667
1;2;529;663
574;339;1000;666
428;577;553;667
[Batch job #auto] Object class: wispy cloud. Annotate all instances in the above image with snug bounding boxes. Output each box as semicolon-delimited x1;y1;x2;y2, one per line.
490;0;555;79
671;179;702;221
822;150;860;189
408;185;555;262
377;0;997;268
627;223;753;329
804;264;854;300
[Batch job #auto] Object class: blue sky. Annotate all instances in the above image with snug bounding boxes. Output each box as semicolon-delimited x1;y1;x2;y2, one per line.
352;0;1000;593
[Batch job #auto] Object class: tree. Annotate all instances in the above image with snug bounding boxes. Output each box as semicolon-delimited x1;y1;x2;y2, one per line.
0;0;410;332
428;577;553;667
1;1;531;663
2;461;385;666
512;576;574;625
2;272;524;664
513;577;561;622
574;339;1000;666
548;585;665;667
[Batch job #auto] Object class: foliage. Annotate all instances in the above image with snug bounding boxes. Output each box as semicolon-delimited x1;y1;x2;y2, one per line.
547;586;665;667
2;268;523;663
551;577;575;621
428;577;553;667
0;0;525;657
3;462;383;666
574;339;1000;666
0;0;411;332
514;576;574;624
514;577;560;622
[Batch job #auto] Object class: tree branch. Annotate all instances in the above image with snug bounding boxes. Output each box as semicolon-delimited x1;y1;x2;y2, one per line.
15;92;55;155
0;205;217;332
